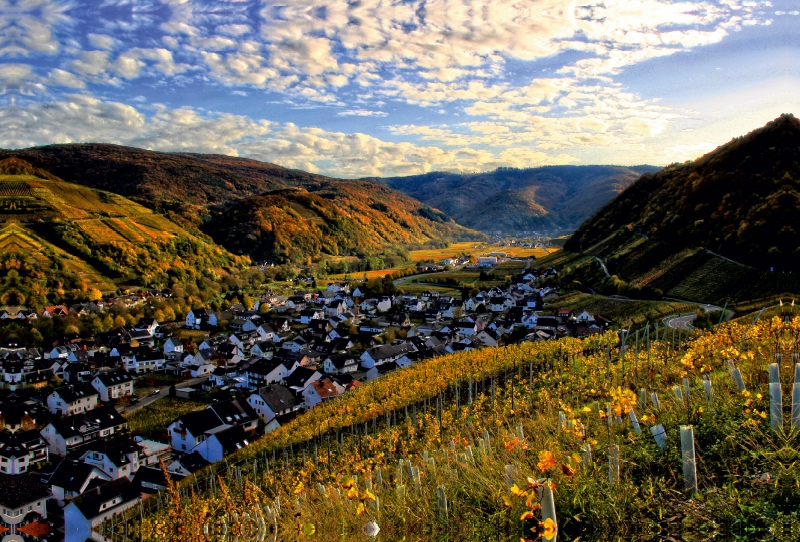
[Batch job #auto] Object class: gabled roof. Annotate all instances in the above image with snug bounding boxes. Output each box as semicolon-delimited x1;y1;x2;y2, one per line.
49;458;104;492
256;385;301;412
208;399;257;426
69;478;139;520
133;466;186;493
310;378;341;400
52;383;98;404
246;357;290;376
178;451;210;473
48;406;128;438
210;425;251;455
173;409;224;436
0;472;50;509
364;343;416;361
283;367;319;390
94;369;134;386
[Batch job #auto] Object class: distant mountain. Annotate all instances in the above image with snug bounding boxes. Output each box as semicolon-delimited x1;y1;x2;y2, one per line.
370;165;660;232
567;114;800;270
1;145;482;263
0;157;242;305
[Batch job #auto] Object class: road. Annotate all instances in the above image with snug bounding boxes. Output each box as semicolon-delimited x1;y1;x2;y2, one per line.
119;376;210;414
591;256;611;277
666;303;724;331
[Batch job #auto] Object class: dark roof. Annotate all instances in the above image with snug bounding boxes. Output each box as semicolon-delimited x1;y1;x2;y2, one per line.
48;406;128;439
0;472;50;509
246;358;289;376
364;343;416;361
178;451;210;473
52;383;98;403
283;367;319;389
0;429;46;459
94;369;134;386
256;385;301;412
70;478;140;520
134;350;165;361
133;466;185;494
80;434;140;467
173;409;224;436
49;458;102;492
208;399;257;426
210;425;252;455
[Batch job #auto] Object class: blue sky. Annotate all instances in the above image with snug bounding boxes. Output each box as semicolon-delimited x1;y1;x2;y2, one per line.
0;0;796;177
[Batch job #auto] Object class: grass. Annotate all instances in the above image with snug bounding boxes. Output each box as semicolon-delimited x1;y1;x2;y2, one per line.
117;311;798;541
548;291;697;328
125;397;208;441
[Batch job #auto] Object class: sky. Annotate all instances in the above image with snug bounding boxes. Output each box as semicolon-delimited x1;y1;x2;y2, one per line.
0;0;797;178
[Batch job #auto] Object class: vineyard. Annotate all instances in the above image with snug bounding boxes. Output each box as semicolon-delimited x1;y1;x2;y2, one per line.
101;310;800;541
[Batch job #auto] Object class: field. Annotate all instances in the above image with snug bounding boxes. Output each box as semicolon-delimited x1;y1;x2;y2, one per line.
125;397;208;441
546;291;697;328
111;311;795;542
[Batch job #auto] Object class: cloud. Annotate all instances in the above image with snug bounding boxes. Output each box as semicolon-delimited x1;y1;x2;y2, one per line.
0;97;584;176
336;109;388;117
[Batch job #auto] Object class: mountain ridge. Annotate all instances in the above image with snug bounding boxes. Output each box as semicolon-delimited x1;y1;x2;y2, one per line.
566;114;800;270
368;164;660;232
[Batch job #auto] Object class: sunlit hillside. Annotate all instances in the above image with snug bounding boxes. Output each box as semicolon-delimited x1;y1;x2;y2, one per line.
106;310;800;541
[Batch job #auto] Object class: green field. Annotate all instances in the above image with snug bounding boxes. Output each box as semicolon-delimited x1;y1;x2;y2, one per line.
125;397;208;441
545;291;697;328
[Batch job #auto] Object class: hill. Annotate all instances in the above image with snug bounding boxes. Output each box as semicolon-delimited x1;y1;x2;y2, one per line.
372;165;660;232
1;145;483;262
0;158;243;305
117;314;795;541
567;114;800;270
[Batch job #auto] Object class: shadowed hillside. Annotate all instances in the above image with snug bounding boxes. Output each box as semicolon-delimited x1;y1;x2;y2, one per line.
567;114;800;270
371;165;660;232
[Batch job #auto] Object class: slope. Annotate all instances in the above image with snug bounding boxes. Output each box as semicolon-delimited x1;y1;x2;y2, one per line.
0;158;243;305
2;145;484;262
119;316;796;542
567;114;800;270
373;165;660;232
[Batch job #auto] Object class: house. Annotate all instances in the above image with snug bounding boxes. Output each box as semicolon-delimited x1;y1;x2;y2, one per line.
376;296;392;313
556;308;574;321
49;459;111;504
168;400;256;453
322;353;358;374
283;367;322;394
0;429;49;475
41;406;128;457
325;299;346;317
192;425;252;463
298;308;325;324
133;465;187;495
575;310;595;323
42;305;68;317
91;369;134;402
64;478;141;542
303;378;344;409
130;349;165;373
186;308;213;329
454;320;478;336
166;451;210;477
256;324;276;342
244;358;298;389
47;383;99;416
79;435;143;481
247;385;302;424
0;472;50;531
163;337;184;355
168;409;224;453
360;343;417;368
134;318;159;336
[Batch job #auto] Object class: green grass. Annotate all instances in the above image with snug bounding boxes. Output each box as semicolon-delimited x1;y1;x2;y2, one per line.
546;291;698;328
125;397;208;441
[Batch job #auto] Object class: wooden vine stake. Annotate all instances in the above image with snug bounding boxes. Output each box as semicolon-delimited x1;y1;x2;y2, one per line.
680;425;698;496
608;445;620;485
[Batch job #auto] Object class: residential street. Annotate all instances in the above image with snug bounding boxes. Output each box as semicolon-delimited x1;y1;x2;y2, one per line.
118;376;210;413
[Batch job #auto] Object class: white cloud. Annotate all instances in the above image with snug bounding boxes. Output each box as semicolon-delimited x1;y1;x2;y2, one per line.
336;109;388;117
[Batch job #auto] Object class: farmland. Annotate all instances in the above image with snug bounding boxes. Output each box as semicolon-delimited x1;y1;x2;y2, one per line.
125;397;208;441
114;312;796;541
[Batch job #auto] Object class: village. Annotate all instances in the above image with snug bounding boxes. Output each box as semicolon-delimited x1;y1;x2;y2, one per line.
0;262;612;539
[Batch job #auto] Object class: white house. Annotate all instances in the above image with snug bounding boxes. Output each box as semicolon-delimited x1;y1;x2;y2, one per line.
91;369;134;402
47;384;99;416
186;308;213;329
192;425;252;463
256;324;275;342
41;406;128;457
163;337;184;355
360;343;417;369
64;478;140;542
302;378;344;409
247;385;302;424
